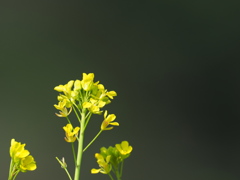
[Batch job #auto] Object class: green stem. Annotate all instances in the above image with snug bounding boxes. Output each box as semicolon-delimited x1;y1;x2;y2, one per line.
66;116;72;125
64;169;73;180
74;109;86;180
12;170;20;180
116;170;121;180
108;173;114;180
83;130;102;152
84;112;92;130
8;159;13;180
114;165;121;180
8;161;19;180
120;160;124;178
71;143;77;165
56;157;72;180
72;105;81;123
73;102;82;115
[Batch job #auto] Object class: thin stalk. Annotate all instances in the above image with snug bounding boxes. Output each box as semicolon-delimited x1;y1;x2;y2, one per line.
83;130;102;152
120;160;124;177
83;112;92;131
73;102;82;115
71;143;77;165
116;169;121;180
64;169;73;180
66;116;72;125
113;165;121;180
72;105;81;123
8;159;13;180
56;157;72;180
108;173;114;180
74;109;86;180
12;170;20;180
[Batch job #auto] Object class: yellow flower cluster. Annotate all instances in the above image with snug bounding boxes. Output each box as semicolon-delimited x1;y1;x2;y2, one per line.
9;139;37;173
91;141;133;175
54;73;117;116
91;154;112;174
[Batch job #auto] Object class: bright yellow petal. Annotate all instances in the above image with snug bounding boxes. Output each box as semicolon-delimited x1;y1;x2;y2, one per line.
54;85;64;92
106;114;116;122
74;80;81;90
91;168;101;174
104;110;108;119
121;141;129;150
103;127;113;131
109;122;119;126
106;91;117;99
82;102;92;108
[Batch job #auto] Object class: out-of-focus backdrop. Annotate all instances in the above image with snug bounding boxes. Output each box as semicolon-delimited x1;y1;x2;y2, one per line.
1;0;239;180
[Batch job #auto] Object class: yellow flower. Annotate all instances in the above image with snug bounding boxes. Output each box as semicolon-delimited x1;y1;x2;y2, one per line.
63;124;80;143
55;107;72;117
9;139;37;174
106;91;117;99
101;111;119;131
54;98;72;117
81;73;94;91
10;139;30;162
54;100;66;110
91;153;112;174
92;83;117;102
74;79;81;91
115;141;133;155
54;80;74;96
82;98;106;114
20;155;37;172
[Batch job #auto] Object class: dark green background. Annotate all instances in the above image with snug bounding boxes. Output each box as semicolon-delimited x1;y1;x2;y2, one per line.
1;0;239;179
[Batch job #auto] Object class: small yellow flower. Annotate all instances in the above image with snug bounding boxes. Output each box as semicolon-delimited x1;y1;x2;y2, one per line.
9;139;37;174
74;79;81;91
19;155;37;172
91;153;112;174
81;73;94;91
115;141;133;155
101;111;119;131
82;98;106;114
54;100;66;111
63;124;80;143
106;91;117;99
10;139;30;162
58;95;72;107
54;98;72;117
54;80;74;96
55;107;72;117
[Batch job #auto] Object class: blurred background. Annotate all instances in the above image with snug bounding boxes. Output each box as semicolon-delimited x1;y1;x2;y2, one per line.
1;0;240;180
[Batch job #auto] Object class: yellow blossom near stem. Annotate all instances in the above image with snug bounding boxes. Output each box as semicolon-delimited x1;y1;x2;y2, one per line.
10;139;30;162
57;95;72;108
81;73;94;91
92;83;117;101
19;155;37;172
54;98;72;117
54;80;74;96
55;107;72;117
9;139;37;173
106;91;117;99
63;124;80;143
54;100;66;111
115;141;133;155
101;111;119;131
82;98;106;114
74;79;81;91
91;153;112;174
